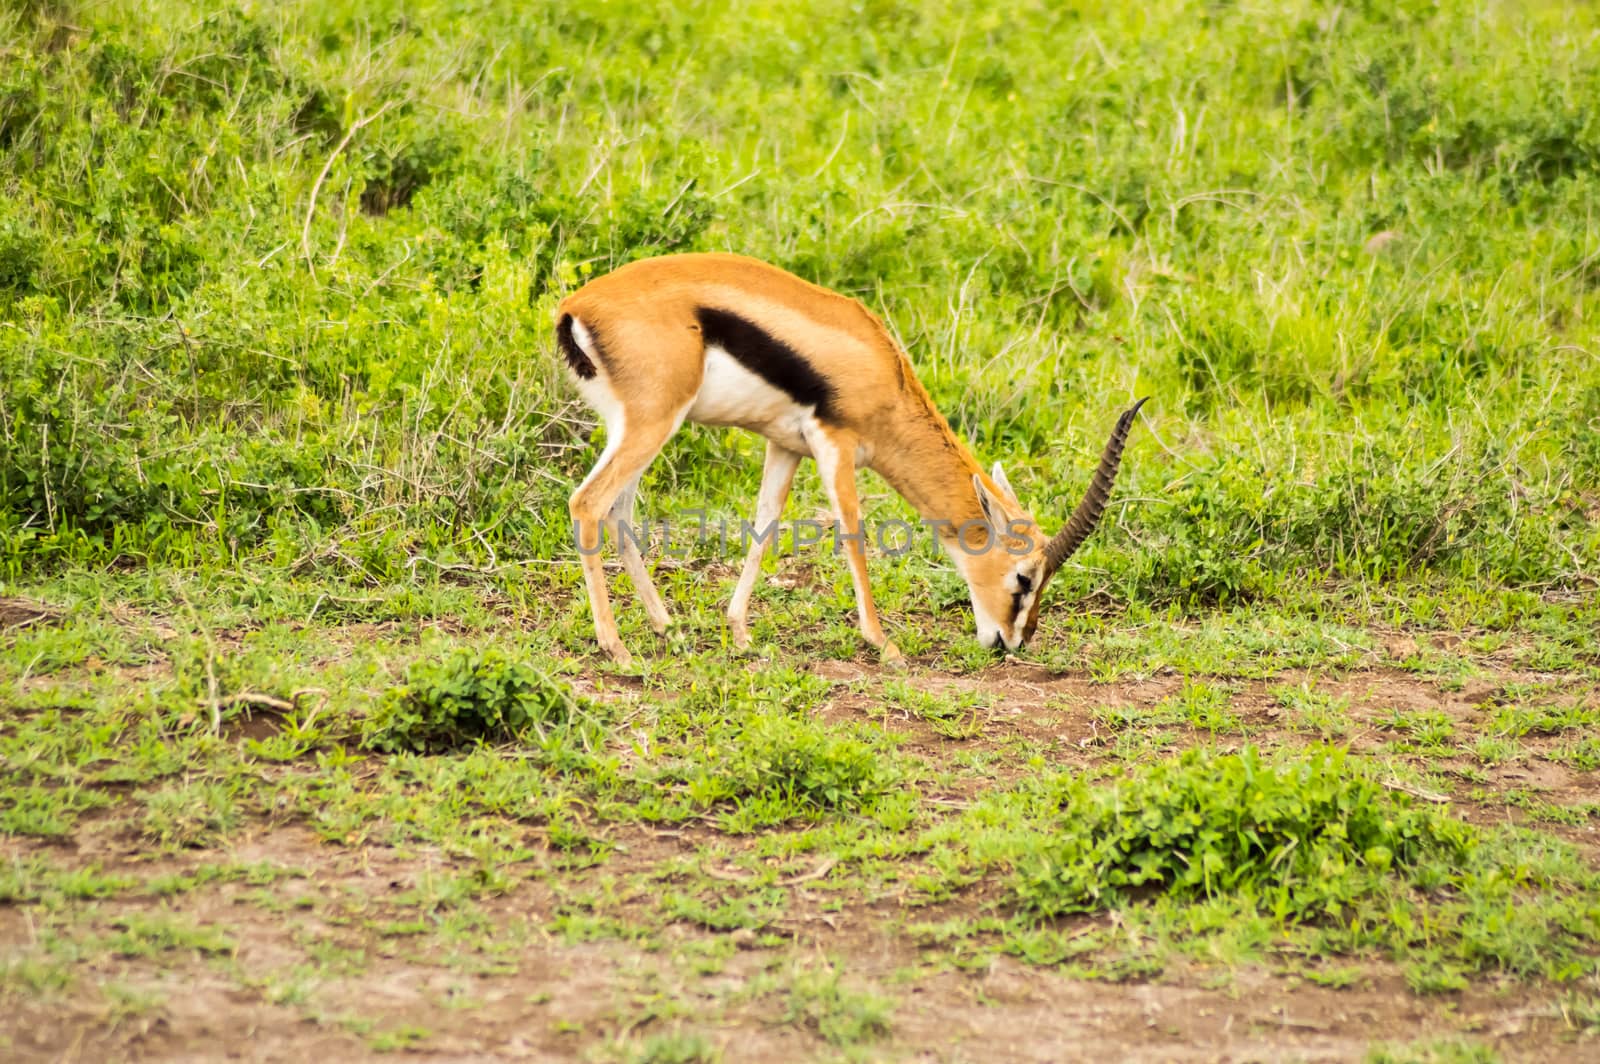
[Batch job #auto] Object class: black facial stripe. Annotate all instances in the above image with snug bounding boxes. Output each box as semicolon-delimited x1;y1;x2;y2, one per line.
1016;573;1033;594
695;306;836;420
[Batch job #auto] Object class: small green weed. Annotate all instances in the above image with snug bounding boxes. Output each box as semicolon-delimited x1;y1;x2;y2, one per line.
141;780;242;848
1366;1037;1501;1063
1553;737;1600;772
1489;701;1600;738
104;913;235;959
0;859;136;904
0;955;74;997
881;680;992;739
368;1024;431;1052
1146;679;1242;734
0;783;112;838
1272;684;1353;739
625;1030;720;1064
1304;965;1365;989
1378;709;1456;753
783;965;894;1046
1470;736;1523;765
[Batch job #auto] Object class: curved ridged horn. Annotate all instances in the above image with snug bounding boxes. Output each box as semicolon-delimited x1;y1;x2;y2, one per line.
1041;397;1149;576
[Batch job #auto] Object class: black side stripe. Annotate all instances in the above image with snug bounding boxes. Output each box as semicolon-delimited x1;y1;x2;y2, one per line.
556;313;597;380
695;306;836;420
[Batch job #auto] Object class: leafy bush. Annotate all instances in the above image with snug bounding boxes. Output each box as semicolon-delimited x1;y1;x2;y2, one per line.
0;212;41;294
691;715;898;822
0;0;1595;602
363;648;588;754
1013;746;1474;919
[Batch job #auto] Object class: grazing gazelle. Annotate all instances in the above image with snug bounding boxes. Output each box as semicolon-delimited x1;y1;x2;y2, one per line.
555;253;1145;666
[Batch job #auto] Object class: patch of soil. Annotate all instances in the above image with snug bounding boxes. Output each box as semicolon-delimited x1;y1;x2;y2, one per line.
4;837;1590;1064
0;597;62;631
7;642;1600;1061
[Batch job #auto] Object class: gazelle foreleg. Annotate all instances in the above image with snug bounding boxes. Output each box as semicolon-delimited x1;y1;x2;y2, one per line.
727;441;802;649
807;424;902;662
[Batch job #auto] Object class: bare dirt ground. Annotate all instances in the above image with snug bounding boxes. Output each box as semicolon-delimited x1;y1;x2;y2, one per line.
4;618;1599;1063
5;815;1591;1064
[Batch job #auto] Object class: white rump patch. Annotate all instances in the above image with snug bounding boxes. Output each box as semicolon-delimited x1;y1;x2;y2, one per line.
569;315;599;359
565;315;628;473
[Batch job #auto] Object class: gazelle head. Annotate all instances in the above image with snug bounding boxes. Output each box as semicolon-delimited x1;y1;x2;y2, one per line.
957;399;1148;652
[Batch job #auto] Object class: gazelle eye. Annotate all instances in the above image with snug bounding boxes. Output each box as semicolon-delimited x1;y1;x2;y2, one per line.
1010;571;1034;617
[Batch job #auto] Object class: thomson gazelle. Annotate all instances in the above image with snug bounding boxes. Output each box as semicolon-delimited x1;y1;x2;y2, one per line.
556;253;1145;666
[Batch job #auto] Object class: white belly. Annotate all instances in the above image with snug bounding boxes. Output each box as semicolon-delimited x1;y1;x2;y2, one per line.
687;345;814;454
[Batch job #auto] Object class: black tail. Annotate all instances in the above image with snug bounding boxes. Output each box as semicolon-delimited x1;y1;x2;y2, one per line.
556;313;597;380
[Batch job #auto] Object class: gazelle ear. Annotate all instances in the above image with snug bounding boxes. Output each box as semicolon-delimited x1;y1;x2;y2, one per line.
990;461;1019;505
973;473;1011;528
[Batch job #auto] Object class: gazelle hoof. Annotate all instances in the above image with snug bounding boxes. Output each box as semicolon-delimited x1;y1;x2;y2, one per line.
881;641;905;667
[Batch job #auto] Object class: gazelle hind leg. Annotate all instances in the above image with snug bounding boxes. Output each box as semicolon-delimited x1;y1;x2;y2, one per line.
609;476;671;634
727;441;802;649
806;423;901;662
570;411;684;666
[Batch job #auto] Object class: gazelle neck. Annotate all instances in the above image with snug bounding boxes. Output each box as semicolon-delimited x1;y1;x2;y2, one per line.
867;391;992;535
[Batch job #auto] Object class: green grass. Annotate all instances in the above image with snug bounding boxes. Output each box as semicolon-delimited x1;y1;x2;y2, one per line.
1366;1041;1504;1064
2;0;1599;1059
1;0;1597;611
782;964;895;1047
